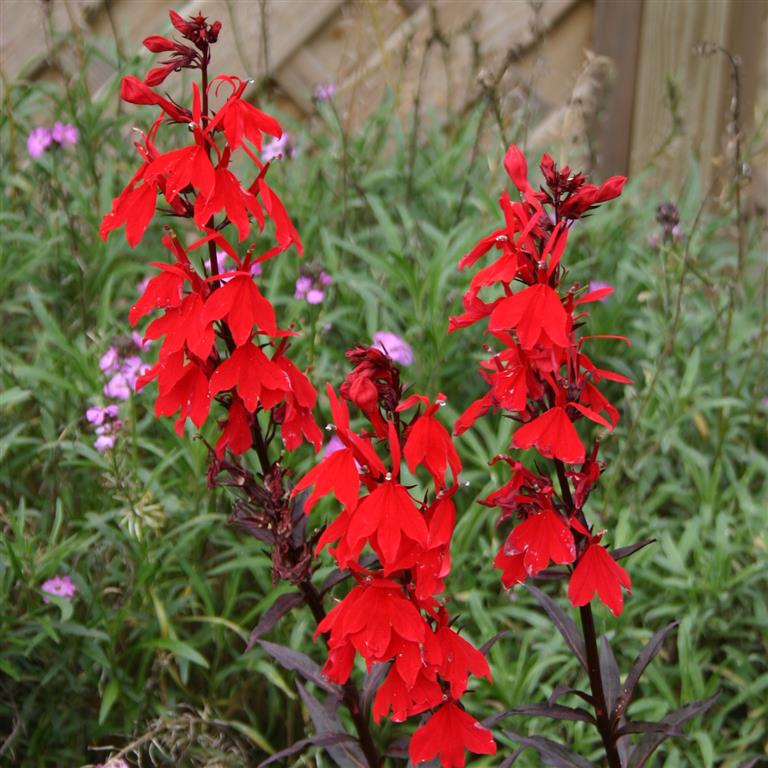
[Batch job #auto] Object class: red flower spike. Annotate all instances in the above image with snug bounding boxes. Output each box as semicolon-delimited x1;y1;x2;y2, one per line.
512;406;586;464
409;701;497;768
215;396;252;457
208;342;289;412
489;284;570;349
505;506;576;576
568;541;632;617
202;273;277;343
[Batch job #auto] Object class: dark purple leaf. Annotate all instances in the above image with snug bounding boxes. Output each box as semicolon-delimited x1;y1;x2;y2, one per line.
491;704;595;724
628;691;720;768
502;731;594;768
599;634;620;716
610;539;655;561
616;721;683;737
361;662;389;712
615;622;679;718
525;584;587;671
548;683;593;708
257;732;357;767
258;640;340;695
499;748;526;767
296;682;368;768
246;592;304;651
479;630;512;655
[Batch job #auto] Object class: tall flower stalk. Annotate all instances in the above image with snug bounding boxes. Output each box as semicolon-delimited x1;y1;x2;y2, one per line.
99;11;381;766
451;145;717;765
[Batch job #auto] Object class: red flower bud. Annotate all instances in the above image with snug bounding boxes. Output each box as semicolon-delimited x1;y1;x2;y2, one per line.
143;35;176;53
144;63;176;87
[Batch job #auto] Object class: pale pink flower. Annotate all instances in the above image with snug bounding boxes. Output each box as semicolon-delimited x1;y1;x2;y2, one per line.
27;127;52;158
372;331;413;366
41;574;77;603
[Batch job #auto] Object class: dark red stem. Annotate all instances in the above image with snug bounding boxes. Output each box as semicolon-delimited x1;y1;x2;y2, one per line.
300;582;382;768
554;460;621;768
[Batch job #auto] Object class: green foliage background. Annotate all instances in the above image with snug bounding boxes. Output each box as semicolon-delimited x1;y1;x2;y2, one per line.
1;35;766;768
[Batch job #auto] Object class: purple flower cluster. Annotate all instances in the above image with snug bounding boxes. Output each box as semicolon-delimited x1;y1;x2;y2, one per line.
27;122;78;159
100;335;150;400
86;404;123;452
86;335;149;452
41;574;77;604
294;267;332;305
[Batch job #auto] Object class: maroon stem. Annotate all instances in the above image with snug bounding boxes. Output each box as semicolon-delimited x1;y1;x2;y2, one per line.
554;460;621;768
300;581;382;768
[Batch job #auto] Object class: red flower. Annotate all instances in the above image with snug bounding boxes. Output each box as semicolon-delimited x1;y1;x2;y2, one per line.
373;665;442;724
489;283;570;349
568;540;632;617
214;395;252;456
504;506;576;576
202;273;277;344
208;342;289;412
409;701;496;768
433;625;492;698
512;406;585;464
346;480;429;567
493;548;528;587
194;161;264;242
291;446;360;513
399;394;461;490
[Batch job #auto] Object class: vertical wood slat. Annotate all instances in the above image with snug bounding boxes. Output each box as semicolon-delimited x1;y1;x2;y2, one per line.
591;0;643;178
627;0;765;191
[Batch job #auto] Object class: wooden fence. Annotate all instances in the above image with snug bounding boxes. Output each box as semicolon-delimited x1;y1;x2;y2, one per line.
1;0;766;194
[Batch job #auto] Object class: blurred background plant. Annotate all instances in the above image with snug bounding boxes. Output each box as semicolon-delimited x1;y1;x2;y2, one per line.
1;1;766;766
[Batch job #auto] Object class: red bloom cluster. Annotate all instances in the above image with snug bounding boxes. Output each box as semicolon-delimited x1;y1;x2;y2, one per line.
100;11;320;457
451;145;632;617
293;349;495;767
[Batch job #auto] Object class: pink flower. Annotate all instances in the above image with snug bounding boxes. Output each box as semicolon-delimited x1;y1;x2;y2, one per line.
27;127;52;158
103;374;132;400
99;346;120;374
314;82;337;101
41;574;77;603
51;121;78;146
306;288;324;304
294;275;313;299
372;331;414;366
94;434;118;452
262;133;294;162
322;434;346;457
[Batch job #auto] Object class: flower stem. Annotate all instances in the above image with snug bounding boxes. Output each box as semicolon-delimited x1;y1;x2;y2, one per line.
300;582;382;768
554;459;621;767
579;603;622;768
